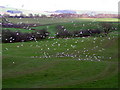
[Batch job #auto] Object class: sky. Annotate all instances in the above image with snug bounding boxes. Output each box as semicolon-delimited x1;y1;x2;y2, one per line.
0;0;119;12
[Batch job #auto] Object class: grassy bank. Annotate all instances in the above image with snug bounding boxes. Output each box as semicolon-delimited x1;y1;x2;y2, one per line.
2;34;118;88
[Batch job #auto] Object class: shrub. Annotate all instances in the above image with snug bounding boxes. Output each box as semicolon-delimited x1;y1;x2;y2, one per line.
2;18;39;29
56;30;72;38
2;30;28;43
56;25;72;38
73;29;101;37
100;23;113;35
31;29;49;40
56;25;66;31
2;29;49;43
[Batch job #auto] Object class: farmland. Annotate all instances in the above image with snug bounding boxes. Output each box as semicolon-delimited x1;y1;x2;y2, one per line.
3;28;35;33
2;18;119;88
2;18;119;36
5;17;119;24
31;21;119;36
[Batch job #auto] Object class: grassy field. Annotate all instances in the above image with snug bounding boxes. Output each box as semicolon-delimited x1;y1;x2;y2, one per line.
6;18;119;24
2;18;119;36
77;18;119;22
31;22;119;36
2;32;118;88
3;28;35;33
2;18;119;88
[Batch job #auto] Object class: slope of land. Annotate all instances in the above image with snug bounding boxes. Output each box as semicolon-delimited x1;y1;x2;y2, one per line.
2;33;118;88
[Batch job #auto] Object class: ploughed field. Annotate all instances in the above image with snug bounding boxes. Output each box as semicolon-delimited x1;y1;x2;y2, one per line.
2;18;119;88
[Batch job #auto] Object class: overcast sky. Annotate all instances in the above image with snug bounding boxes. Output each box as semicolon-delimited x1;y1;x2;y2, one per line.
0;0;119;12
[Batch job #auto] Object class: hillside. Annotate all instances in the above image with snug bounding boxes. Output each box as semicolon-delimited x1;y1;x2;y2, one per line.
2;13;119;88
0;6;118;16
0;6;50;16
2;34;118;88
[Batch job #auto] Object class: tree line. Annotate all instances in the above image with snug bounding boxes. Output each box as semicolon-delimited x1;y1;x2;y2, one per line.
1;13;47;18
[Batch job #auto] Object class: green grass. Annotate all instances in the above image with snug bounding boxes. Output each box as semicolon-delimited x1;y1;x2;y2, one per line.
6;18;119;24
6;18;78;24
2;18;119;88
3;28;35;33
77;18;119;22
31;22;119;36
2;22;119;37
94;18;119;22
2;35;118;88
2;18;119;36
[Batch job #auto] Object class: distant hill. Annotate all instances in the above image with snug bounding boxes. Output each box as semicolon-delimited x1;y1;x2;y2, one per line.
51;10;117;15
0;6;117;16
54;10;77;14
0;6;50;16
0;6;30;15
75;10;117;14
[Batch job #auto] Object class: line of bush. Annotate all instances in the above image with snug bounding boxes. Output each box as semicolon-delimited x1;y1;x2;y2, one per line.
2;18;118;43
2;29;49;43
1;18;41;29
2;23;40;29
56;29;102;38
55;23;117;38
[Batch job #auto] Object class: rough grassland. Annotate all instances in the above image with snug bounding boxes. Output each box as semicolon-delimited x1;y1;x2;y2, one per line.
2;18;119;36
2;34;118;88
2;18;119;88
3;28;35;33
6;18;119;24
31;22;119;36
3;22;118;37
